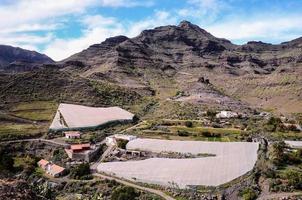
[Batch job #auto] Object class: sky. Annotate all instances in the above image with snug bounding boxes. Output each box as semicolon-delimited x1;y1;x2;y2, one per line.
0;0;302;61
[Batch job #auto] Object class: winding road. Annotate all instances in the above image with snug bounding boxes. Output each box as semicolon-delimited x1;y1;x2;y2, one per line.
93;173;175;200
0;138;69;147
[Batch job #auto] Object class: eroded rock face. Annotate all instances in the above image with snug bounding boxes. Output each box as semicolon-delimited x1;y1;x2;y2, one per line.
64;20;301;78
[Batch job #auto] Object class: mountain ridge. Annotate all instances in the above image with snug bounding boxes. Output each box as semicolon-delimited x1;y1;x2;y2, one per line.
0;21;301;115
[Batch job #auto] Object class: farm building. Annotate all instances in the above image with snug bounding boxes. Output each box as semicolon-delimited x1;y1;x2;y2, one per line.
65;131;81;139
37;159;65;177
49;103;135;131
65;143;101;162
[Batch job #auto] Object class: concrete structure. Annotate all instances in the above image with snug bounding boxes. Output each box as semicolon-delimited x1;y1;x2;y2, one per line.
97;139;259;188
37;159;65;177
65;143;101;162
49;103;135;131
106;134;137;146
285;140;302;149
216;111;238;119
65;131;81;139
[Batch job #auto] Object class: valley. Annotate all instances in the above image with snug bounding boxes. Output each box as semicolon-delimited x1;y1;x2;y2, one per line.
0;21;301;200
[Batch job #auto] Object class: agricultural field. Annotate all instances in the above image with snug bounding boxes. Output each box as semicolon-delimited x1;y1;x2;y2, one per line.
126;119;244;142
0;101;56;141
9;101;57;121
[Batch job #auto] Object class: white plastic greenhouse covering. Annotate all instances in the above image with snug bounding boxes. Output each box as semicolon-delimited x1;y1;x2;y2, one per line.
49;103;134;131
97;139;259;188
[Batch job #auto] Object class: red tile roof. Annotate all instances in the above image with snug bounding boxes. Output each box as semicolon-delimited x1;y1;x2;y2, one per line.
50;164;65;175
70;143;90;151
38;159;49;167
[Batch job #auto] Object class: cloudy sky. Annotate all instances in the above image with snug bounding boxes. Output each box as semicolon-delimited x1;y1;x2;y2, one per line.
1;0;302;61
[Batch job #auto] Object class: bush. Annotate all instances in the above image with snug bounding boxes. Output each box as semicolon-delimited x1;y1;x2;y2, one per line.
111;186;139;200
284;169;302;189
239;188;258;200
177;130;189;137
70;163;91;180
265;117;283;132
201;131;222;138
117;139;128;149
184;121;193;128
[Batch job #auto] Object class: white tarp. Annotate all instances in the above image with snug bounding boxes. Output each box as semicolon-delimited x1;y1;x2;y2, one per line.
97;139;259;188
49;103;134;131
285;140;302;149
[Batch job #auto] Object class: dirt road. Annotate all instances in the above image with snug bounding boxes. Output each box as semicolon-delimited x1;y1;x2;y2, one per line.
93;173;175;200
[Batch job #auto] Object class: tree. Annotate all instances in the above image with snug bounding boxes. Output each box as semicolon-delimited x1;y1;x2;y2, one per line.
285;170;302;189
184;121;193;128
117;139;128;149
239;188;258;200
111;186;139;200
70;163;91;180
270;141;286;165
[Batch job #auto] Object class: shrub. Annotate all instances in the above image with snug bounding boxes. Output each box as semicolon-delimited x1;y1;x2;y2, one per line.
70;163;91;180
177;130;189;137
265;117;283;132
201;131;221;138
206;110;217;119
239;188;258;200
111;186;139;200
184;121;193;128
284;170;302;189
117;139;128;149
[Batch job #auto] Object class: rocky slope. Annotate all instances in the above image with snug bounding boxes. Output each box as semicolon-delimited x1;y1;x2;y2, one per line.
62;21;302;114
0;21;301;114
0;45;53;72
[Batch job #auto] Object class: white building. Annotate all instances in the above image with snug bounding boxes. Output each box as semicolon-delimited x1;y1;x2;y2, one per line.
216;111;238;119
106;134;137;146
65;131;81;139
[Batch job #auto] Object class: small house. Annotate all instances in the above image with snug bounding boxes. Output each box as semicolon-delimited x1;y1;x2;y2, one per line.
37;159;65;177
65;131;81;139
38;159;50;170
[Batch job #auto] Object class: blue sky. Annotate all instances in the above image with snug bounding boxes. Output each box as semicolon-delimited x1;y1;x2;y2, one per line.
0;0;302;61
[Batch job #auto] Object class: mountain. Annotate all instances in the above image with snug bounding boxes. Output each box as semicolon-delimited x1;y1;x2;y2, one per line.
0;45;54;72
62;20;302;114
0;21;301;115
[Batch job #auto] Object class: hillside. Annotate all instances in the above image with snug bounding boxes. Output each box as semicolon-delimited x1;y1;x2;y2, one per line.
0;45;53;72
0;21;301;115
63;20;302;114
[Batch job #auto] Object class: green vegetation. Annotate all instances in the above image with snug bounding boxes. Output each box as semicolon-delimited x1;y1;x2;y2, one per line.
116;139;128;149
111;186;140;200
90;80;141;106
70;163;92;180
266;141;302;192
0;148;14;172
239;188;258;200
0;123;44;141
13;155;37;175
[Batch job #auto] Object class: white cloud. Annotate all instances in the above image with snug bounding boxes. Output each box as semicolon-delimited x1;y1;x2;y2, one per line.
127;10;177;37
205;15;302;43
43;11;178;61
99;0;154;7
179;0;229;24
43;15;125;61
